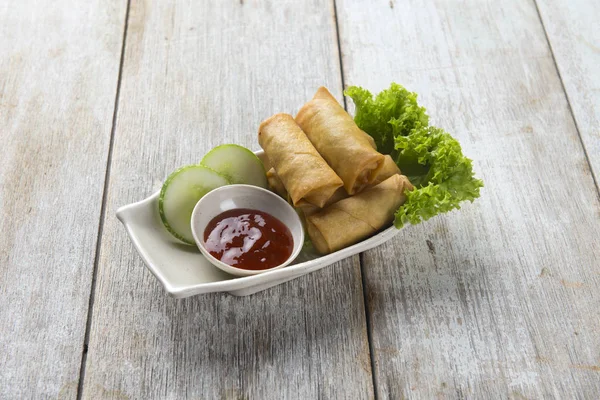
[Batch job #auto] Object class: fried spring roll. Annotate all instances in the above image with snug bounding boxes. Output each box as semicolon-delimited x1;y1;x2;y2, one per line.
306;174;413;254
258;113;343;208
296;87;385;194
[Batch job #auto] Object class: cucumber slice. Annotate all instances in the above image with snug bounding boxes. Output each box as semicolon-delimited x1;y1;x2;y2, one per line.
159;165;229;244
201;144;268;188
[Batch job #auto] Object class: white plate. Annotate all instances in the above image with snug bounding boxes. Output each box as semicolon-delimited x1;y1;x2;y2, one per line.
116;150;403;297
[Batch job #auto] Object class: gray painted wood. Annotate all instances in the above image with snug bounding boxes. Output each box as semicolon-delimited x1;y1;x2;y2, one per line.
535;0;600;184
82;1;374;398
337;0;600;398
0;0;126;398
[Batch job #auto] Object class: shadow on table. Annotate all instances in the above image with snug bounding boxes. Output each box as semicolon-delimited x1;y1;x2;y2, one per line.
156;256;372;396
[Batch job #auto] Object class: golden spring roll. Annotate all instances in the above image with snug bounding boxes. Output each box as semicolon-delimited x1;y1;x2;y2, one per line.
266;168;288;199
312;87;377;150
258;113;343;208
296;87;385;194
306;174;413;254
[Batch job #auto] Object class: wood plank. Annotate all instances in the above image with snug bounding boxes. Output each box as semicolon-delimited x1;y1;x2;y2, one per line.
535;0;600;184
0;1;126;398
337;0;600;398
82;1;374;398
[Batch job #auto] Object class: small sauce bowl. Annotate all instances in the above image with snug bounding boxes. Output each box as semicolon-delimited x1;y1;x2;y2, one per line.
190;184;304;277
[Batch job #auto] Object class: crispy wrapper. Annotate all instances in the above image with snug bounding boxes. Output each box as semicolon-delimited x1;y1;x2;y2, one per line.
258;113;343;208
306;174;413;254
296;87;385;194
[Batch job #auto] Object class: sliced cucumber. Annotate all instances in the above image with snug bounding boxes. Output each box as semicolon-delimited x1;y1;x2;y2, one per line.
201;144;268;188
159;165;229;244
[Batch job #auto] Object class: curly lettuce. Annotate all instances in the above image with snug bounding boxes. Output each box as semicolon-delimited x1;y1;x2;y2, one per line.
345;83;429;155
345;83;483;228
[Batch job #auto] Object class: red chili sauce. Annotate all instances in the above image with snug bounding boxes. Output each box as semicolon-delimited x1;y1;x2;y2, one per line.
203;208;293;270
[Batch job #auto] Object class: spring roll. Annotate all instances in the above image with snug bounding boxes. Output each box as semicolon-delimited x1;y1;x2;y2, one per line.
258;113;343;208
306;174;413;254
296;87;385;195
311;88;376;150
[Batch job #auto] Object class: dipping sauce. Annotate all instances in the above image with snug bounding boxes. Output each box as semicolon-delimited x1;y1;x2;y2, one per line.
203;208;293;270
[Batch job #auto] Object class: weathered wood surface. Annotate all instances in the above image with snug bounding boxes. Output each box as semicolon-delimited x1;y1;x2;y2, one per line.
3;0;600;398
337;0;600;398
0;0;126;398
536;0;600;184
81;1;374;399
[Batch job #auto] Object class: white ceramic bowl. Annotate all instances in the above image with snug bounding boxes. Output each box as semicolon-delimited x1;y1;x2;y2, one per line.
190;184;304;277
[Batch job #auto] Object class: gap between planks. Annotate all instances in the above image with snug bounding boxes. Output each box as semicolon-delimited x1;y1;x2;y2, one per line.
333;0;379;398
532;0;600;195
76;0;132;399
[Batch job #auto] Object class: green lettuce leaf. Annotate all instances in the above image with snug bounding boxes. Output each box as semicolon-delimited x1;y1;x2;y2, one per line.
393;126;483;227
345;83;429;155
345;83;483;228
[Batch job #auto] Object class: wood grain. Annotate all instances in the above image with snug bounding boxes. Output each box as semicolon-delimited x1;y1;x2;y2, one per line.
337;0;600;398
82;0;374;398
535;0;600;184
0;0;126;398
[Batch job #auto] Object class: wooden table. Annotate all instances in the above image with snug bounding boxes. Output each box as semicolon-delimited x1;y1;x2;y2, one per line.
2;0;599;398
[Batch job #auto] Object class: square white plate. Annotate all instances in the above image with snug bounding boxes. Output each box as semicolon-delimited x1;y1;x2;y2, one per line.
116;150;403;297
